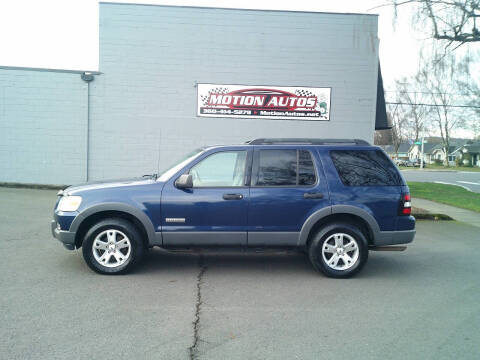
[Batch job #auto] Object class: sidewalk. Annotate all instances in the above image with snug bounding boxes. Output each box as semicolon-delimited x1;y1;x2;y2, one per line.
413;198;480;228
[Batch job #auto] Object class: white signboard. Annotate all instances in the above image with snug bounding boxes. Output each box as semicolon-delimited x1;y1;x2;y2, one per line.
197;84;331;120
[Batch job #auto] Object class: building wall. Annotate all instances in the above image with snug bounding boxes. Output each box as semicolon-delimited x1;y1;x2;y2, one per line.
88;3;379;180
0;4;380;185
0;68;88;185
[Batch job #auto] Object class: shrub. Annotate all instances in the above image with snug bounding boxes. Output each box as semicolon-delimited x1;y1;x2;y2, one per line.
462;153;473;167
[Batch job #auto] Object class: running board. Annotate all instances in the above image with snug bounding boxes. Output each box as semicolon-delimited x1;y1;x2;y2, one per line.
161;247;298;254
369;246;407;252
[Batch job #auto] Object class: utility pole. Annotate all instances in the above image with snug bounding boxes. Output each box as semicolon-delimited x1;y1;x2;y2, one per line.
420;136;425;170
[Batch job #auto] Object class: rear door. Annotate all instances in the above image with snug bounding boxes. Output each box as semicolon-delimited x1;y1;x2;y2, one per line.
247;146;330;246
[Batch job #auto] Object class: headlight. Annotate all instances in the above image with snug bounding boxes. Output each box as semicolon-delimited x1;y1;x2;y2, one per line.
57;196;82;212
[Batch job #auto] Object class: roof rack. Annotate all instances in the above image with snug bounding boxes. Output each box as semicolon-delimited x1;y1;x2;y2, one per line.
246;138;370;146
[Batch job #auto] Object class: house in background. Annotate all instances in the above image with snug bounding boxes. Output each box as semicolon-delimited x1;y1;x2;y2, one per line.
380;138;479;166
382;143;411;160
431;144;459;166
408;142;440;164
451;142;480;167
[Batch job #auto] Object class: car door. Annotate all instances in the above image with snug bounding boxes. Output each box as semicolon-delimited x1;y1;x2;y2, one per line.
247;146;330;246
161;147;251;246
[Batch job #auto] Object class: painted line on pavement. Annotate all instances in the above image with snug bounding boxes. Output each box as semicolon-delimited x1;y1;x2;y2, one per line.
434;181;472;192
457;181;480;186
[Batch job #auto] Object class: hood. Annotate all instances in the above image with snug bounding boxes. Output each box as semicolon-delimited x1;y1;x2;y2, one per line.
65;177;157;195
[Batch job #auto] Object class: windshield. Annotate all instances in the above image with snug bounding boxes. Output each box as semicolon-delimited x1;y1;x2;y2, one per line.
157;148;204;182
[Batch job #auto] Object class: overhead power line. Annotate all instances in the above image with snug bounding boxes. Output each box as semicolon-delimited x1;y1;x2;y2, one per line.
384;90;471;96
386;101;480;109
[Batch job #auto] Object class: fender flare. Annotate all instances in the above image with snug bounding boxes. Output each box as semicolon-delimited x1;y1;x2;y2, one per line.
298;205;380;246
70;202;157;246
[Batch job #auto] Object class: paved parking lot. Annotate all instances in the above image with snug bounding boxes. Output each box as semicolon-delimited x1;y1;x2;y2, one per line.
1;187;479;360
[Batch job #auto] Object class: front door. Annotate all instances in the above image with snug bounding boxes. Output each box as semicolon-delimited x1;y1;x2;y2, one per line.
161;148;251;246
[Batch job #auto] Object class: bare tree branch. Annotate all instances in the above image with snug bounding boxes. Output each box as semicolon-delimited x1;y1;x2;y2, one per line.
392;0;480;44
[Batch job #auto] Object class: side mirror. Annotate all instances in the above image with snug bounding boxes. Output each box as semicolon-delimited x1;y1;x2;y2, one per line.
175;174;193;189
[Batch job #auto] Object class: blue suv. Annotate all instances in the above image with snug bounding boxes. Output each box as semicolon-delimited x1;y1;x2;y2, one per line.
51;138;415;278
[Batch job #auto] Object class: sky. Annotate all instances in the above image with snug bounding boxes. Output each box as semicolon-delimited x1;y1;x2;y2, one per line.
0;0;425;91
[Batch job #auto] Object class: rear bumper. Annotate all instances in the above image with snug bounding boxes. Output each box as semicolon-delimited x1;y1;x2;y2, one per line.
374;229;416;246
51;220;76;250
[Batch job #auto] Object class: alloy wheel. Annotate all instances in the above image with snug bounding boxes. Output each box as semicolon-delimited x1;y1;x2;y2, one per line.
321;233;359;271
92;229;132;268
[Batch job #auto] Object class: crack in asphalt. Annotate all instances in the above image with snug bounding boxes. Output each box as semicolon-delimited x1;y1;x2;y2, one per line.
189;254;207;360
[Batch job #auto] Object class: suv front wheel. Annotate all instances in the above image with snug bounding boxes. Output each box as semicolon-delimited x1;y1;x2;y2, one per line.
308;222;368;278
82;218;145;274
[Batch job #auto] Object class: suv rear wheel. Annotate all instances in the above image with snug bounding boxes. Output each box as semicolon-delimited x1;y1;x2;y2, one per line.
82;218;145;274
308;222;368;278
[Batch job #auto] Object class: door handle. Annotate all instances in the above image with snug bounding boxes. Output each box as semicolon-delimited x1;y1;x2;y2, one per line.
304;192;324;199
223;193;244;200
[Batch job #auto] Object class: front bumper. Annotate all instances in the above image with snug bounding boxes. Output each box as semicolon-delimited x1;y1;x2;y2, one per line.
51;220;76;250
374;229;416;246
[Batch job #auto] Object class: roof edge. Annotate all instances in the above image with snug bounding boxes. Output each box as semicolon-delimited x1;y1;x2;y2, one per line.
99;2;378;17
0;65;101;75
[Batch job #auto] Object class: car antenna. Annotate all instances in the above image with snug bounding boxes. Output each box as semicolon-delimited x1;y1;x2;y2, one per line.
155;128;162;180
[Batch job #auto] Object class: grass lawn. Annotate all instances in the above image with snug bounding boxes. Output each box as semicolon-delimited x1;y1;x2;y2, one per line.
400;164;480;172
408;182;480;213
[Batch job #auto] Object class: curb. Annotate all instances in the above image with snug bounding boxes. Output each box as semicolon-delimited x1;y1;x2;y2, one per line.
412;213;453;221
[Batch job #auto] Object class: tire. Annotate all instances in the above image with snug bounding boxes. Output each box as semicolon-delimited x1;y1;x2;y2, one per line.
82;218;145;274
308;222;368;278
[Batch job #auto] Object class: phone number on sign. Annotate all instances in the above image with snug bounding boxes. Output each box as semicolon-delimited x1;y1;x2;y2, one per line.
200;108;252;115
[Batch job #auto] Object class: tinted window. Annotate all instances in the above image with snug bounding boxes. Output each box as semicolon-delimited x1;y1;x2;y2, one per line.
330;150;403;186
254;149;316;186
190;151;247;187
298;150;316;185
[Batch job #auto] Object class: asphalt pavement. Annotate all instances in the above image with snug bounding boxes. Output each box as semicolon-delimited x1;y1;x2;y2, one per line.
402;169;480;192
1;187;479;360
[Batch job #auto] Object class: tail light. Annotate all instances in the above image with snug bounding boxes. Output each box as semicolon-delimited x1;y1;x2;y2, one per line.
399;194;411;215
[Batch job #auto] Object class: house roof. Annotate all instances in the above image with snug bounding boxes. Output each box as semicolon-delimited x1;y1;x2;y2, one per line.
398;143;412;153
464;144;480;153
415;143;438;154
432;145;458;154
451;141;480;154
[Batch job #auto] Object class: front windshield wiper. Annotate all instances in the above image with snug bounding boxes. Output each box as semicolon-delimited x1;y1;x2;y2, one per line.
142;173;158;180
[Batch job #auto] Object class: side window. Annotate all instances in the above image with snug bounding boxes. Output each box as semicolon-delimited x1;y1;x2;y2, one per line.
254;149;317;186
298;150;316;186
189;151;247;187
330;150;403;186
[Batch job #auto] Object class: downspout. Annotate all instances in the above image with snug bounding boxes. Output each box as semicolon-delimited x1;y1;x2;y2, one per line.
81;72;94;181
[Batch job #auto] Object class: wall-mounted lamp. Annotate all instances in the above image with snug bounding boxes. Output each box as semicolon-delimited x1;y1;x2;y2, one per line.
81;72;94;82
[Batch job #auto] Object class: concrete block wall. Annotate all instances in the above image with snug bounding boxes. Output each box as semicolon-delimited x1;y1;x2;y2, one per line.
89;3;379;180
0;68;88;185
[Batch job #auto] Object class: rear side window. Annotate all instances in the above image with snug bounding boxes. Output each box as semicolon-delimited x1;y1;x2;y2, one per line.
253;149;316;186
298;150;316;185
330;150;403;186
